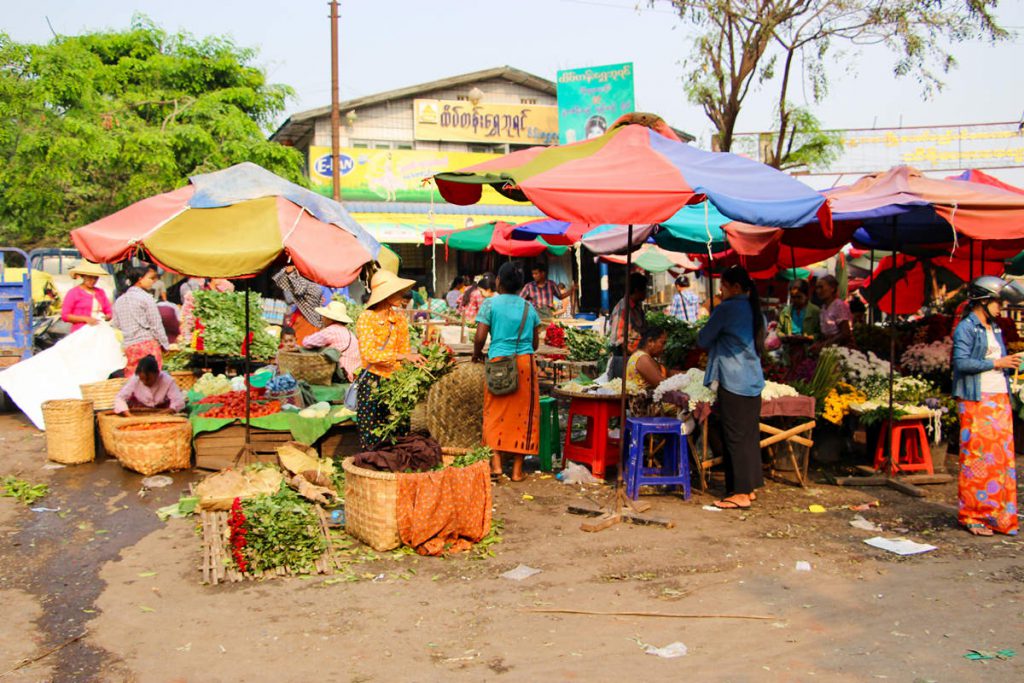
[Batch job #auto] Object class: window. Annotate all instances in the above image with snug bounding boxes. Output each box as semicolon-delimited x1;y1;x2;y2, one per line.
520;97;537;105
373;142;391;150
395;143;414;150
352;142;369;149
456;95;469;101
468;143;504;154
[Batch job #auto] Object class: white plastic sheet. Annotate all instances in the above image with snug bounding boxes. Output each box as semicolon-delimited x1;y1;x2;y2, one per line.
0;323;125;429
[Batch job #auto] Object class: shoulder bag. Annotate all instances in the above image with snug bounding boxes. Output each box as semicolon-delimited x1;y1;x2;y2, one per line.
485;300;530;396
344;321;393;411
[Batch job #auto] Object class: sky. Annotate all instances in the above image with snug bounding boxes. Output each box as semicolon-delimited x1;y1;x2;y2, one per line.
4;0;1024;183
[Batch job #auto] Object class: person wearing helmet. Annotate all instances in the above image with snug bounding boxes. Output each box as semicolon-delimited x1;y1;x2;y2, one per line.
951;276;1024;536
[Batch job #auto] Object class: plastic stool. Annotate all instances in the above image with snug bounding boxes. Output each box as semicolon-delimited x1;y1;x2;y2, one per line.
873;419;933;475
625;417;691;501
562;396;620;479
538;396;561;472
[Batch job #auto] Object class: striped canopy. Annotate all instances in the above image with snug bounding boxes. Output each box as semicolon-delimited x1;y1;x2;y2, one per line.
434;113;830;231
70;163;380;286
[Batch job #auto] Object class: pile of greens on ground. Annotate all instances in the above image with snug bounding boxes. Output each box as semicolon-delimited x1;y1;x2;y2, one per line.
370;343;455;445
562;326;609;362
1;476;48;505
443;445;493;469
240;485;327;573
193;290;278;360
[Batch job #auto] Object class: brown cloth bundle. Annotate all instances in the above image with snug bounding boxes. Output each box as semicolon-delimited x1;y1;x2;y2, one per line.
352;434;442;473
397;460;492;556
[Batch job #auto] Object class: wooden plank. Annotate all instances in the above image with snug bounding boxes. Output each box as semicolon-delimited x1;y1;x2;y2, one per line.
855;465;880;476
885;478;927;497
834;475;889;487
898;474;954;485
580;513;622;532
621;512;675;528
759;423;814;448
567;504;604;517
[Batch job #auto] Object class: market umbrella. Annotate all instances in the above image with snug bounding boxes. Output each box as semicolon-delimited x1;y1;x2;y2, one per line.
70;162;379;286
598;244;702;273
435;112;830;230
948;169;1024;195
71;162;381;462
424;221;568;256
508;218;591;246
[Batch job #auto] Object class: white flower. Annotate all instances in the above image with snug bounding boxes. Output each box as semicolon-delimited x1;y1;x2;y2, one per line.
900;339;952;375
653;368;716;404
762;381;798;401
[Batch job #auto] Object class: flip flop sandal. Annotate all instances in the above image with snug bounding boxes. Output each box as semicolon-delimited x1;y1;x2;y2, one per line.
965;523;993;536
714;498;751;510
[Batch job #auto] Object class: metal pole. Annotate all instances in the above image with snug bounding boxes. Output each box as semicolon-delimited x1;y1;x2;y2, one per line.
619;225;634;487
869;249;875;325
244;287;252;452
329;0;342;202
969;240;975;282
885;219;897;473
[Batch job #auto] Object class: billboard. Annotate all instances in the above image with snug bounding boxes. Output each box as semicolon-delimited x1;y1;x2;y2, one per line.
556;62;635;145
308;146;521;204
412;100;558;145
731;122;1024;174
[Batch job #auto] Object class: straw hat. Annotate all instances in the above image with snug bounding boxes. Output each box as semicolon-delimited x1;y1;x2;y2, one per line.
314;300;353;324
69;261;107;279
365;269;417;308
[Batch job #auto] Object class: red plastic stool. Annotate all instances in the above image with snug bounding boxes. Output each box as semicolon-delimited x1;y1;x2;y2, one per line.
873;418;934;475
562;396;621;479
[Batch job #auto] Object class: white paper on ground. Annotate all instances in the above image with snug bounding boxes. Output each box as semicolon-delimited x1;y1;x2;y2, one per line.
644;642;688;658
701;505;723;512
500;564;542;581
795;561;812;571
863;536;937;555
0;323;125;429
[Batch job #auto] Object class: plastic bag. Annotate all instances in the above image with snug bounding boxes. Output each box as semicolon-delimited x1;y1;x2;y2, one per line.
557;461;601;485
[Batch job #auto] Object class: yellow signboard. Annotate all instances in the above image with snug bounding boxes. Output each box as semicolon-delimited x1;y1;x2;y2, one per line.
309;146;527;205
413;99;558;145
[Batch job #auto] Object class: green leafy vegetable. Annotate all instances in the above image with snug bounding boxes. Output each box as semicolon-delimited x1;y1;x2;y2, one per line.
193;290;278;360
241;485;326;573
370;343;454;445
1;476;48;505
645;311;707;369
562;326;609;362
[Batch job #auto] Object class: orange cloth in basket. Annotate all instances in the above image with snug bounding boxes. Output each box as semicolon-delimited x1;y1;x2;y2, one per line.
396;459;493;556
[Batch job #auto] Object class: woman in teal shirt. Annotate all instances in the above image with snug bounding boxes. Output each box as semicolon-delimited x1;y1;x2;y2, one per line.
473;263;543;482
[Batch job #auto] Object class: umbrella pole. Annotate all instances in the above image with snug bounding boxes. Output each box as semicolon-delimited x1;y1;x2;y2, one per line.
869;250;875;325
576;224;670;533
884;219;897;475
234;287;255;467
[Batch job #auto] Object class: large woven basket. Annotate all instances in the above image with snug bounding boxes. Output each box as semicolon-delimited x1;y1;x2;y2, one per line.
409;401;428;433
427;362;485;448
41;399;96;464
110;419;192;476
97;411;191;458
276;351;334;386
79;378;127;412
342;448;462;551
170;371;198;392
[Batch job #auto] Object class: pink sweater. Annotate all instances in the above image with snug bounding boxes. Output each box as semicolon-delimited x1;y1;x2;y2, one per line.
61;286;113;332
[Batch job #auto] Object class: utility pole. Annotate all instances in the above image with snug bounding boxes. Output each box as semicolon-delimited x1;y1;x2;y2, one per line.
329;0;341;201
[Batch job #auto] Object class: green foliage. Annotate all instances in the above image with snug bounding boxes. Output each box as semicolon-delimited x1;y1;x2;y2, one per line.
0;16;306;246
241;484;326;573
1;476;49;505
370;343;455;445
791;348;842;402
193;290;277;360
447;445;493;469
659;1;1008;165
563;326;609;362
645;311;706;369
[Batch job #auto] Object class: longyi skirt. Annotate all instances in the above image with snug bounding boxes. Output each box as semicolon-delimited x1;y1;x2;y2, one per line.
483;354;539;455
957;393;1018;534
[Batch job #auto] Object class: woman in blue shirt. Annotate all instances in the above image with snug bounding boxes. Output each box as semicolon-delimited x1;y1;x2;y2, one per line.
697;266;766;510
952;276;1024;536
473;263;543;482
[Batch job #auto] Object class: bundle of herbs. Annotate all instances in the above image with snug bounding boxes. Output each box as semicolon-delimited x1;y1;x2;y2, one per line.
193;290;278;360
236;484;327;574
563;326;609;362
370;342;454;445
644;311;706;369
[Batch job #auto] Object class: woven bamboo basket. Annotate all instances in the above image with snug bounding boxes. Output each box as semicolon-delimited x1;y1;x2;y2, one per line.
97;411;190;458
408;401;428;433
276;351;334;386
170;371;198;392
342;447;463;551
79;378;127;412
41;399;96;464
426;362;485;448
110;419;192;476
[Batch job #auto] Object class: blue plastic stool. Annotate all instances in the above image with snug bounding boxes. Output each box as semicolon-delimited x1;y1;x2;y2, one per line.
625;417;691;501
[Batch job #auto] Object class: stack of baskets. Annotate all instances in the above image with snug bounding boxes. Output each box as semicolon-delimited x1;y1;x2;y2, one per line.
276;351;334;386
108;418;192;476
41;399;96;464
342;447;464;551
79;378;128;412
96;411;188;458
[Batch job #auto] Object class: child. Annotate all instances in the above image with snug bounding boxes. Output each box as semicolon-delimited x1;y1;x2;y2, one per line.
113;355;186;416
279;326;299;353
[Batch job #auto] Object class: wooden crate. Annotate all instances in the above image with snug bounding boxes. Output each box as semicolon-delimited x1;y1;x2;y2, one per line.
194;425;294;471
318;423;361;460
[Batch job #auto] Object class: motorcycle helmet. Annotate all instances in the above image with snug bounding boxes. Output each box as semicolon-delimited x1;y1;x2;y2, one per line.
967;275;1024;305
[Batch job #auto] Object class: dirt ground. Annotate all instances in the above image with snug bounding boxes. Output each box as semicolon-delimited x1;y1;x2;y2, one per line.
1;411;1023;683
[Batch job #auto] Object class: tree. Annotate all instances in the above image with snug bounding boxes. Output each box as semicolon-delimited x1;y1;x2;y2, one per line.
0;16;306;246
660;1;1010;170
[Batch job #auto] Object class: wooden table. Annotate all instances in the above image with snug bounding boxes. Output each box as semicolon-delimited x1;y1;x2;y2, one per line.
759;395;817;487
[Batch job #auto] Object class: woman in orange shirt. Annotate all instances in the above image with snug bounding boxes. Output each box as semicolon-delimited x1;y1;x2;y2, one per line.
355;269;425;450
